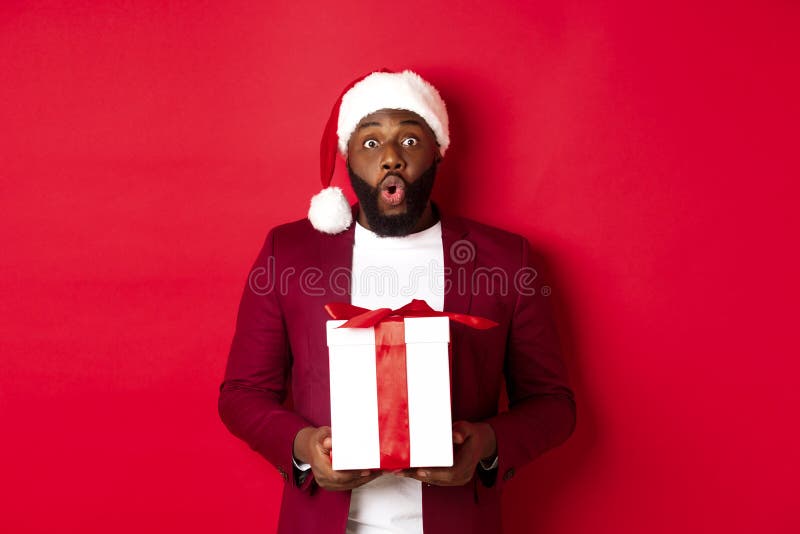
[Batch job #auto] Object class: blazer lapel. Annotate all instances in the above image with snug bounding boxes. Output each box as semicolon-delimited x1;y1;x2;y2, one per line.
314;203;357;301
438;206;474;316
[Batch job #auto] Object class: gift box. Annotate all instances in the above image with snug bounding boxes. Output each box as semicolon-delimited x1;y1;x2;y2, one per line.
327;315;453;470
324;299;498;471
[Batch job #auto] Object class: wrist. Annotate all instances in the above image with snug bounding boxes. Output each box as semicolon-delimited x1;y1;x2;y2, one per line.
293;426;316;465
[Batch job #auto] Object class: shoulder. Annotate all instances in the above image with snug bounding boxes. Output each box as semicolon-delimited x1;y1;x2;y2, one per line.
267;215;318;243
455;215;525;244
256;214;352;268
262;214;353;245
443;213;530;266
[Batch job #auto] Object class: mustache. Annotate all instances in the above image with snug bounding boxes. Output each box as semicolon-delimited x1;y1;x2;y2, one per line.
381;171;405;182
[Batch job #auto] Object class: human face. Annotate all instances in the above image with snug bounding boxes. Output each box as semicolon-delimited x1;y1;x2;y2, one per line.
346;109;441;233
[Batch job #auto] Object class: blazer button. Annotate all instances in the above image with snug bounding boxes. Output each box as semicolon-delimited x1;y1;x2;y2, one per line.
503;468;514;481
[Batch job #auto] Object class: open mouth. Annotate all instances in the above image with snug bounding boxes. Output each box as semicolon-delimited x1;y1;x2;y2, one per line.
380;174;407;206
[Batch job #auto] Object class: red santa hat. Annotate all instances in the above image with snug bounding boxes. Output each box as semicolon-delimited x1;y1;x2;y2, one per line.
308;69;450;234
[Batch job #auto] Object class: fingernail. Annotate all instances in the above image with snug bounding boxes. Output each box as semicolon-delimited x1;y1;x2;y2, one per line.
418;470;429;477
361;470;370;476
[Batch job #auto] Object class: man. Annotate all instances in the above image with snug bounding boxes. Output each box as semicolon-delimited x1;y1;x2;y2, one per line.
218;69;576;534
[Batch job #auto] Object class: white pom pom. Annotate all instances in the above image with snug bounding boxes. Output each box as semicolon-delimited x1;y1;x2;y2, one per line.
308;186;353;234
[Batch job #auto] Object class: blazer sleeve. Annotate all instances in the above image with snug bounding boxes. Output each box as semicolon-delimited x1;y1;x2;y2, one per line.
218;228;314;491
484;236;577;491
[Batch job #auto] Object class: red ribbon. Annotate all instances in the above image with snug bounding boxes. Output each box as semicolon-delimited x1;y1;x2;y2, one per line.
325;299;497;469
373;320;409;469
324;298;499;330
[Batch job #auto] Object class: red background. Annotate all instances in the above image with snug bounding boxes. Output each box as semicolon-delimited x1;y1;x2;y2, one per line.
1;1;798;532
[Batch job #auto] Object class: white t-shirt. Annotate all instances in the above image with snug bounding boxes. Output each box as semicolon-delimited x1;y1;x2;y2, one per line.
347;219;445;534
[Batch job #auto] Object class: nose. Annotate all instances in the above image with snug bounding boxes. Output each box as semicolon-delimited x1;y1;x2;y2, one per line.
380;143;405;171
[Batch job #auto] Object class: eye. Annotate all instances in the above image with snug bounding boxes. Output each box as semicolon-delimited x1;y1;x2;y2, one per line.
363;139;379;149
402;137;418;147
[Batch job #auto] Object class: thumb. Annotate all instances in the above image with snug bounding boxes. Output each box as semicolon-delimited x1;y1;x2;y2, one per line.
316;426;333;454
452;421;469;444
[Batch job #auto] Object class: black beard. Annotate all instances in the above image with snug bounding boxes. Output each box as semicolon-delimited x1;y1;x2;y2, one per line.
347;161;438;237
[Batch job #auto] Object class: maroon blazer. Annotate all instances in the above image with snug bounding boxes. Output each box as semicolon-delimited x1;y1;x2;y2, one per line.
218;204;576;534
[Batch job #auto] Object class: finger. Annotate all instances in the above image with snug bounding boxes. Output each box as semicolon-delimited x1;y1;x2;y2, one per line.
320;468;363;487
410;473;441;485
325;469;381;490
415;467;452;479
413;468;451;483
394;466;465;486
451;420;469;433
314;426;333;455
452;421;471;444
339;468;375;477
315;443;332;460
353;470;380;481
350;470;383;488
318;426;332;442
326;464;377;476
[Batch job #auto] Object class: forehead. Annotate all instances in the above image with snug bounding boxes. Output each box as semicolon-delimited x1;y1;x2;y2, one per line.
356;108;433;132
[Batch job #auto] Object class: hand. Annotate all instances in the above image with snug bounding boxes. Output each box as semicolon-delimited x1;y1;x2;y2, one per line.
395;420;497;486
293;426;382;491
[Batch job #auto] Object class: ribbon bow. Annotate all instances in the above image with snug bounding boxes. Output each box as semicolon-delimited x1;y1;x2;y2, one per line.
324;298;498;330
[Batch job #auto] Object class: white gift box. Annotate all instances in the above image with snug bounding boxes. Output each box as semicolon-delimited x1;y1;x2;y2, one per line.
326;316;454;471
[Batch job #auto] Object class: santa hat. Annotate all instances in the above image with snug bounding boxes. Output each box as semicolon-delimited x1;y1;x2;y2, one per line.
308;69;450;234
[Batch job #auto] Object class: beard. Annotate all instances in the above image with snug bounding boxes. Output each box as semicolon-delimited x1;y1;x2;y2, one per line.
347;160;438;237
